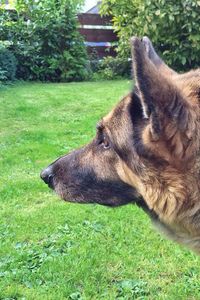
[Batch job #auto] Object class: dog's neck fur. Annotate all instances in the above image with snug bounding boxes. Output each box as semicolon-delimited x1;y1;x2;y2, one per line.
137;164;200;253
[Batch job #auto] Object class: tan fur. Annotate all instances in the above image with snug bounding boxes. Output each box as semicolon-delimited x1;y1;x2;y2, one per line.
110;44;200;252
116;154;200;253
104;42;200;252
116;161;141;190
114;41;200;252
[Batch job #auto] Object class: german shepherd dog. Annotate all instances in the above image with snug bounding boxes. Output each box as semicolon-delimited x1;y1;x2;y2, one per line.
41;37;200;253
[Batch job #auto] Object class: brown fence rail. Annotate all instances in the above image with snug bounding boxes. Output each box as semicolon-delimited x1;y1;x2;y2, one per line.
78;13;112;26
78;13;118;59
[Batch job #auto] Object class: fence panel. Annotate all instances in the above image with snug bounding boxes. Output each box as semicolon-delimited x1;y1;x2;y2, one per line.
78;13;118;58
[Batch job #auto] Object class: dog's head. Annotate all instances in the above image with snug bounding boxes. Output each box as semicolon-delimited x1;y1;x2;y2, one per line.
41;37;200;221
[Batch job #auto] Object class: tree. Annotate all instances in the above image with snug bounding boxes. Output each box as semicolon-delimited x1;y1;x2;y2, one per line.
0;0;89;81
101;0;200;71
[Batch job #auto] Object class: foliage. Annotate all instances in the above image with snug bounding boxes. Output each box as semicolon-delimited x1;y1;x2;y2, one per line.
101;0;200;71
116;279;149;298
88;48;101;73
91;56;131;80
98;56;131;79
0;43;17;82
1;81;200;299
0;0;89;82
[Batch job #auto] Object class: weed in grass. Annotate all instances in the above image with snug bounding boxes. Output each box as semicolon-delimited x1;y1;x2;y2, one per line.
115;279;149;299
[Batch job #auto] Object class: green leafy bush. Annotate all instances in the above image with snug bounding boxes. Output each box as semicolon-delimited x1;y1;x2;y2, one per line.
0;69;7;83
94;56;131;80
0;0;89;82
100;56;131;78
101;0;200;71
0;44;17;82
87;49;102;75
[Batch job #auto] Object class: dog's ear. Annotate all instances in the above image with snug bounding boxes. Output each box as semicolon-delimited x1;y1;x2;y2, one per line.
142;37;176;76
131;37;197;161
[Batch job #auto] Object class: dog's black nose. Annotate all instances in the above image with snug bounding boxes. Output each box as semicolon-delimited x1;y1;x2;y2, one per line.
40;166;54;188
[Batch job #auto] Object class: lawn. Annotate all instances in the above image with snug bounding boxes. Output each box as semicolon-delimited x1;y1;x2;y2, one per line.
1;81;200;300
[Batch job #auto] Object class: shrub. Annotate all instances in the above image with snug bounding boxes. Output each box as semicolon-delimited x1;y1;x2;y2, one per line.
0;43;17;82
100;56;131;78
101;0;200;71
0;69;7;82
94;56;131;80
0;0;89;82
88;49;101;73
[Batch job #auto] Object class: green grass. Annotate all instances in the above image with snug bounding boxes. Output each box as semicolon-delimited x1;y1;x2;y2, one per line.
1;81;200;300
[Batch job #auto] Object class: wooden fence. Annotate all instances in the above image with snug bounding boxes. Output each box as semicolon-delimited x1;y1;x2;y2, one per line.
78;13;118;58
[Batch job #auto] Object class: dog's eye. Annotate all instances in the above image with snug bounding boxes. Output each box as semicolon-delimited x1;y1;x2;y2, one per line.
102;136;110;149
98;135;110;149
